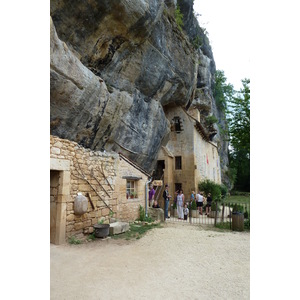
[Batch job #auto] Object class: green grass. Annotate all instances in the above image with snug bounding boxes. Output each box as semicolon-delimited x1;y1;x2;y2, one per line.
68;236;82;245
224;194;250;205
111;222;162;240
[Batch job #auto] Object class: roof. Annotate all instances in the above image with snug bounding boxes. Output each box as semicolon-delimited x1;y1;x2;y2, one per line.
161;146;174;158
119;152;152;178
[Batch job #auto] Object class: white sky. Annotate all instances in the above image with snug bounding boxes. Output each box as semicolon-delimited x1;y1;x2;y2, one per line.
193;0;250;91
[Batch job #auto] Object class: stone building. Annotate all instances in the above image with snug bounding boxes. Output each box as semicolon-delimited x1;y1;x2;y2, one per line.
50;135;150;245
154;106;221;204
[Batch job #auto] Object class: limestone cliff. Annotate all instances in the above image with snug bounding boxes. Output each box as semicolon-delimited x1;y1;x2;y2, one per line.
50;0;229;183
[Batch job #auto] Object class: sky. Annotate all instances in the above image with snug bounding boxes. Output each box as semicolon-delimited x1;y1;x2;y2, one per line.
193;0;250;91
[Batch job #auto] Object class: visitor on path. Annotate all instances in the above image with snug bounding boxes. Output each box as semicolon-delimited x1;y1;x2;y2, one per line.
196;191;204;215
205;193;212;215
152;200;160;208
183;203;189;221
177;189;185;219
163;184;171;219
190;191;195;203
149;184;155;207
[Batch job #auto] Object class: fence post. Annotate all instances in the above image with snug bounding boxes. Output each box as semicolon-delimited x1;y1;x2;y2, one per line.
221;202;225;222
214;201;217;226
229;202;231;229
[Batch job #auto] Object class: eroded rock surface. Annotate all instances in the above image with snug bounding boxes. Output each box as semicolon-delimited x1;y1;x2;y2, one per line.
50;0;229;178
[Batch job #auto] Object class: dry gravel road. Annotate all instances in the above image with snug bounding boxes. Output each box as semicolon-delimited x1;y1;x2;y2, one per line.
51;222;250;300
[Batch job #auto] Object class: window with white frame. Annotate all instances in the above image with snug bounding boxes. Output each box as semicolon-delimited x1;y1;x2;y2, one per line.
126;180;138;199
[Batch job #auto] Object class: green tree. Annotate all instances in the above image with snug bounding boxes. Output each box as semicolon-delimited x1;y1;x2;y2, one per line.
227;79;250;191
213;70;234;111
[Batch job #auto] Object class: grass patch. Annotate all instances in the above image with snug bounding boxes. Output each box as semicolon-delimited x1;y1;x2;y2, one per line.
111;222;162;241
68;236;82;245
215;222;231;231
224;195;250;205
87;233;96;241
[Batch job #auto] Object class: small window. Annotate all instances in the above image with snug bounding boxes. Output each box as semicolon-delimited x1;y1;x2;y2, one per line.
126;180;138;199
172;116;182;132
175;156;182;170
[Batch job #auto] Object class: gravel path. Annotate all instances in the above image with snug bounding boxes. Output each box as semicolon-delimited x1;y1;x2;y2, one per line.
51;222;250;300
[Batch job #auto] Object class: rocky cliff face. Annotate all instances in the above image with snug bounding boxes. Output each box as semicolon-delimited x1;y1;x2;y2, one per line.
50;0;229;182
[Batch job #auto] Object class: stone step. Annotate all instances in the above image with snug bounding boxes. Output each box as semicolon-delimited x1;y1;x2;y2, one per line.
109;222;130;235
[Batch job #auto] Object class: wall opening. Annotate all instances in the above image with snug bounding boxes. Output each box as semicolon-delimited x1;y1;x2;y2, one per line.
50;158;70;245
50;170;60;244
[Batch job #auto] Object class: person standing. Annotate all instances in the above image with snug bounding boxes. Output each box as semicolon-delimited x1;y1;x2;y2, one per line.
163;184;171;219
177;189;185;220
148;184;155;207
183;203;189;221
196;190;204;215
205;193;212;215
190;191;195;205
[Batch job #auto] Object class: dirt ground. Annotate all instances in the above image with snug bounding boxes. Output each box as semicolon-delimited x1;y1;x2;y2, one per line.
50;222;250;300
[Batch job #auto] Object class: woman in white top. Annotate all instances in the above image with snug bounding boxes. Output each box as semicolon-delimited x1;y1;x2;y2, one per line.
177;189;185;219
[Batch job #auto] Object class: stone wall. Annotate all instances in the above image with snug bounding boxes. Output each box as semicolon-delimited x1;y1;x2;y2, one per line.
157;106;222;206
50;135;147;242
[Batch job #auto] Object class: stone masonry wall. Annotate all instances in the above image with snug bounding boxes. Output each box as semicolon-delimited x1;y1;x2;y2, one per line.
50;135;147;241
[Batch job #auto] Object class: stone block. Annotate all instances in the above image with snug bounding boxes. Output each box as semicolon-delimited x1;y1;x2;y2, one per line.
148;207;164;222
109;222;129;235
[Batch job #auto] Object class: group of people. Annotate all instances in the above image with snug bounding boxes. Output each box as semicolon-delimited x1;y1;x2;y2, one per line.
149;183;213;220
162;184;213;219
191;190;212;215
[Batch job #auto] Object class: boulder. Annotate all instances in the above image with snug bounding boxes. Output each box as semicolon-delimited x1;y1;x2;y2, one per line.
148;207;164;222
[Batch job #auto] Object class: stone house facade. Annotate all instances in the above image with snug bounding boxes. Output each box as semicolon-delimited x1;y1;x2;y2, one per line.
50;135;149;244
155;106;221;204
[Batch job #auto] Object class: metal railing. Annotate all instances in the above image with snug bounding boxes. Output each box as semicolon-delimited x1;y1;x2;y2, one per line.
165;201;250;228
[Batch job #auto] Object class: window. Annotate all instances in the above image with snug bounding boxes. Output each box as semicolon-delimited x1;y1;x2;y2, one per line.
175;156;182;169
172;116;182;132
126;180;137;199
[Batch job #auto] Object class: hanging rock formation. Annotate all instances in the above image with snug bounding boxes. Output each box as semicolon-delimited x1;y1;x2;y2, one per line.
50;0;229;183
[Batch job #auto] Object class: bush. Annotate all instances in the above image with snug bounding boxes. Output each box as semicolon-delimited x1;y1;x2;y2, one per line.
198;179;222;201
211;202;221;212
190;200;197;210
232;204;244;213
220;184;228;199
244;218;250;230
138;205;153;222
175;5;184;31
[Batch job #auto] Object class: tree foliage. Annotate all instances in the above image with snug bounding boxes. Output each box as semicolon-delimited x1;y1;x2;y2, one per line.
213;70;234;111
227;79;250;191
213;70;250;191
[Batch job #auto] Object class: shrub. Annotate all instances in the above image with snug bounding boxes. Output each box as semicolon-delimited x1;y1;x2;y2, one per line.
138;205;145;221
198;179;222;201
138;205;153;222
232;204;244;213
190;200;197;210
220;184;228;199
205;115;218;126
68;236;81;245
244;218;250;230
175;5;184;31
211;202;221;212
